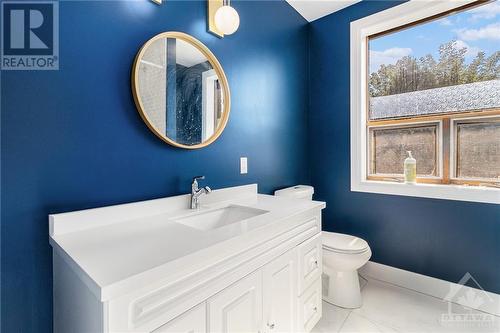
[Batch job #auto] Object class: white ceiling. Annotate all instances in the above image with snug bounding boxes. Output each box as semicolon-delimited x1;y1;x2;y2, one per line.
286;0;361;22
176;39;207;68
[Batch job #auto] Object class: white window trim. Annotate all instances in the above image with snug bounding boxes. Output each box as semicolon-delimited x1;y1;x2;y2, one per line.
350;0;500;205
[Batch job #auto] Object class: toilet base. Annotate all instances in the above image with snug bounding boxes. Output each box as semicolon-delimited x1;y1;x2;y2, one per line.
322;267;362;309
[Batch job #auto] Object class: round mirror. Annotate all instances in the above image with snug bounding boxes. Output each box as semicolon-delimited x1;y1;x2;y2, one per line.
132;32;230;149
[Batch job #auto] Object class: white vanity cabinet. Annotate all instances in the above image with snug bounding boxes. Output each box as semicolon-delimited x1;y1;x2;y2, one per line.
50;184;325;333
152;303;206;333
153;236;321;333
263;250;297;333
208;270;263;333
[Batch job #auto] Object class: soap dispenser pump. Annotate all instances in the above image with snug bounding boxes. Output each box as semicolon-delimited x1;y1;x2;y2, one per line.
404;151;416;184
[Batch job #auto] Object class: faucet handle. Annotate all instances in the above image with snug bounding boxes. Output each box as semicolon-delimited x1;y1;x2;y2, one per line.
193;176;205;182
192;176;205;191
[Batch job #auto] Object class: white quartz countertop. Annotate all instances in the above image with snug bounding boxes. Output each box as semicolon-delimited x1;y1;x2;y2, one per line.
49;184;325;301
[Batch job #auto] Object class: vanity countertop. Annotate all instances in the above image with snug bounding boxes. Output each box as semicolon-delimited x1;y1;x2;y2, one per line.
49;184;325;301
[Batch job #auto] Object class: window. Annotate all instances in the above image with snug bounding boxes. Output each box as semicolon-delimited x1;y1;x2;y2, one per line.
453;117;500;181
369;123;440;178
350;0;500;204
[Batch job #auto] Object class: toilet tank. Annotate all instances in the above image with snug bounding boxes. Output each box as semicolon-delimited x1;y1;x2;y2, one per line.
274;185;314;200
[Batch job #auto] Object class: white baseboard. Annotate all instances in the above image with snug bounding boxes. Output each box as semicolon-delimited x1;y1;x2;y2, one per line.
359;261;500;317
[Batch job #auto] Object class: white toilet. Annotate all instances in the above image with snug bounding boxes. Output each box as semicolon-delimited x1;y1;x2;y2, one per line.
322;232;371;308
274;185;371;309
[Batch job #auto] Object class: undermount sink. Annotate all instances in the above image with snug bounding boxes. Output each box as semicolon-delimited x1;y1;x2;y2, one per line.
173;205;269;231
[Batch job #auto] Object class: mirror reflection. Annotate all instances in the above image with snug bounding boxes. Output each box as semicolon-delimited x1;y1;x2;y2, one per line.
134;34;227;147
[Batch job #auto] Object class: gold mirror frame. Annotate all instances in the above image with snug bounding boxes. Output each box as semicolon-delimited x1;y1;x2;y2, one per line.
131;31;231;149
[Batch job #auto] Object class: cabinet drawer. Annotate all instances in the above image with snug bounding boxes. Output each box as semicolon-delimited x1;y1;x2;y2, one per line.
152;303;206;333
297;233;322;295
297;278;322;333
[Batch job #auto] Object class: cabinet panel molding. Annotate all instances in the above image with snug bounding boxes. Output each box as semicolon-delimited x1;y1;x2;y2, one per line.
263;249;298;333
297;233;322;295
152;303;206;333
208;271;263;333
298;278;322;332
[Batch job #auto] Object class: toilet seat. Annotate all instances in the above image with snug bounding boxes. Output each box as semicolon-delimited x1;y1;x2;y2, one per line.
322;232;369;254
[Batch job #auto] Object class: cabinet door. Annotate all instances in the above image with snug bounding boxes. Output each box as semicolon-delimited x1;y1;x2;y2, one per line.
297;279;322;333
263;250;297;333
208;270;263;333
297;233;322;295
152;303;206;333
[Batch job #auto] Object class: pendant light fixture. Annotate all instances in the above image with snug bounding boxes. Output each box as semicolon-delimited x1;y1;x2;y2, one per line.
214;0;240;35
208;0;239;38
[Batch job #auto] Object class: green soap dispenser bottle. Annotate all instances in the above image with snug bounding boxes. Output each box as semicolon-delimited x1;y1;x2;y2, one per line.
404;151;416;184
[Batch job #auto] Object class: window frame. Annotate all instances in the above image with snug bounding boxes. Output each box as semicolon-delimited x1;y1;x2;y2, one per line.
367;120;443;181
350;0;500;204
450;115;500;184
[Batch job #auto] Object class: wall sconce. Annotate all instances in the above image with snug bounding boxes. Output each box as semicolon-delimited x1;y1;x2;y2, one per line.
208;0;240;38
151;0;161;4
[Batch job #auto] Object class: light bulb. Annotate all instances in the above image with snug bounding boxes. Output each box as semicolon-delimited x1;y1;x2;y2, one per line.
214;5;240;35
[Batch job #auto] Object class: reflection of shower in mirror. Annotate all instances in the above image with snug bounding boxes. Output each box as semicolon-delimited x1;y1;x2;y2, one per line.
132;32;230;149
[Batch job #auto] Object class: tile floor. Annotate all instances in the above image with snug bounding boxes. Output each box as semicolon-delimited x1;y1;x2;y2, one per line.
312;276;500;333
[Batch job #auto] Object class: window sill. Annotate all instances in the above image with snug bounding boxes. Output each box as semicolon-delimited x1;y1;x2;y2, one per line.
351;180;500;205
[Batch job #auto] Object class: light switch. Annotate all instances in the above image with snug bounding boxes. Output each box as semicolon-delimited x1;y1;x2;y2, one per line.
240;157;248;174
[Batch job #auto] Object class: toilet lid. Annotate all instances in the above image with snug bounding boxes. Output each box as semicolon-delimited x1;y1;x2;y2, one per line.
322;232;369;254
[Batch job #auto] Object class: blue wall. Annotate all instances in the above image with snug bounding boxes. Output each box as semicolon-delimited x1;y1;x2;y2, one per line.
309;0;500;294
0;1;309;331
3;0;500;331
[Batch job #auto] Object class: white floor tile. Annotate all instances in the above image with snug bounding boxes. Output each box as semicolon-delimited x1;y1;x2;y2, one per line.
339;312;399;333
352;279;500;333
312;301;350;333
313;278;500;333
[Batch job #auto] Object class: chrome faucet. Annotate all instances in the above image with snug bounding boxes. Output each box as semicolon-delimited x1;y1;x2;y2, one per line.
191;176;211;209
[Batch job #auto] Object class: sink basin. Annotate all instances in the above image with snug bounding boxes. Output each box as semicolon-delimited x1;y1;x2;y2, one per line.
173;205;269;231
